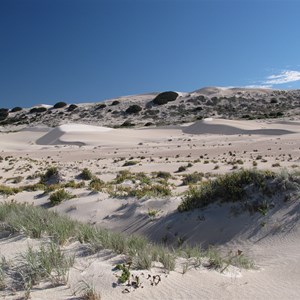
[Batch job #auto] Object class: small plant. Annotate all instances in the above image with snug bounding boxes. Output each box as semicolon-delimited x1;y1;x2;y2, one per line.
176;165;187;173
80;168;94;180
89;178;104;191
49;189;74;206
148;208;160;219
115;263;131;284
155;171;172;180
181;172;203;185
40;166;60;184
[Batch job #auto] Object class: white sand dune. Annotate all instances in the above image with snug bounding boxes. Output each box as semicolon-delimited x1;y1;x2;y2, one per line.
183;119;295;136
36;124;113;146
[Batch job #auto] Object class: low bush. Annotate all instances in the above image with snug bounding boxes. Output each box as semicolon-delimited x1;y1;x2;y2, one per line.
10;106;23;112
49;189;74;206
125;105;142;114
29;107;47;114
53;102;67;109
67;104;78;111
178;169;276;212
181;172;203;185
79;168;94;180
152;91;178;105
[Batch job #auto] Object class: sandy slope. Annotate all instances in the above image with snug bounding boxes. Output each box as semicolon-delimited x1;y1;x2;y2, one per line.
1;118;300;299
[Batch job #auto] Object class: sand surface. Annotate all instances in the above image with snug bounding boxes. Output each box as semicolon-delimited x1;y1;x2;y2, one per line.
1;118;300;299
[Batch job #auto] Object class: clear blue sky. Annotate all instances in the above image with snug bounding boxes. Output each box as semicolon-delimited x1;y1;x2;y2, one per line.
1;0;300;108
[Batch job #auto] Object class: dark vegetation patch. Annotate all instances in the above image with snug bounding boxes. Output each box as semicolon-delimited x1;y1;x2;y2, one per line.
110;100;120;106
178;169;300;213
95;103;107;110
29;107;47;114
10;107;23;112
67;104;78;111
152;91;179;105
125;105;142;114
53;102;67;109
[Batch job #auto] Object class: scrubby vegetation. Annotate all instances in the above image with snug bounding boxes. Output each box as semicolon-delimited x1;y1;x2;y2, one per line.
49;189;75;206
178;169;300;212
79;168;94;180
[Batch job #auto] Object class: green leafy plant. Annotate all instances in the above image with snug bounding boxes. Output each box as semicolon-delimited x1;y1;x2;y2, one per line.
115;263;131;284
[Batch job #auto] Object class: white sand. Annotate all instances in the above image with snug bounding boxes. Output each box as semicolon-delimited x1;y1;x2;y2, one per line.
1;118;300;299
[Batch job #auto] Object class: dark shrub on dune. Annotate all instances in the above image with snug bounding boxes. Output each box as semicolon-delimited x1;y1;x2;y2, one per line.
0;108;9;121
11;107;23;112
29;107;48;114
53;101;67;109
95;104;107;110
152;91;178;105
144;122;154;127
67;104;78;111
110;100;120;106
125;104;142;114
121;120;135;127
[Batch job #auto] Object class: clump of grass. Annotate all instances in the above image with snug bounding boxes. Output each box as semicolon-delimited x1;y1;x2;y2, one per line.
0;185;21;196
79;168;94;180
181;172;203;186
155;171;172;180
40;166;60;184
49;189;75;206
148;208;160;219
0;202;253;279
114;170;133;183
89;178;105;192
64;180;85;189
178;169;276;212
19;242;75;289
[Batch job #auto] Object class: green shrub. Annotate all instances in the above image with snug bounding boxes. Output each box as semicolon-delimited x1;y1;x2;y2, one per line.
155;171;172;180
182;172;203;185
178;169;275;212
89;178;104;191
49;189;74;206
40;167;59;184
79;168;94;180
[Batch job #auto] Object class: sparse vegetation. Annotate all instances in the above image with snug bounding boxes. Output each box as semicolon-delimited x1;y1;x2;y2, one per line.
79;168;94;180
181;172;203;185
178;169;280;212
49;189;75;205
